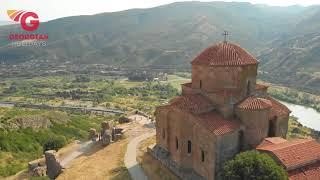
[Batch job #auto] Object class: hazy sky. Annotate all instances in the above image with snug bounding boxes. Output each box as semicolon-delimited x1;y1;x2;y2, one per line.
1;0;320;21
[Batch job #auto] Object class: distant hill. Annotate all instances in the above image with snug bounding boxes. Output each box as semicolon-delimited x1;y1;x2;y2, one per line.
0;21;15;26
258;6;320;93
0;2;319;92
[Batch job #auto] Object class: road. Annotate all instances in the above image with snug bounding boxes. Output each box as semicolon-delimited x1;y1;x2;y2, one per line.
0;101;124;114
124;131;155;180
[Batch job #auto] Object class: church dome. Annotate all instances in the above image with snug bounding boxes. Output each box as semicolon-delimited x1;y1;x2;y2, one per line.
191;42;258;66
237;96;272;110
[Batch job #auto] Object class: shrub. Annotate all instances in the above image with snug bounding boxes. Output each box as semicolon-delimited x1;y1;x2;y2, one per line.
43;136;67;152
223;150;288;180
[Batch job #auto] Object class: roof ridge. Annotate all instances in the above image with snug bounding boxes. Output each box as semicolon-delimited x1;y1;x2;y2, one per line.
258;139;315;151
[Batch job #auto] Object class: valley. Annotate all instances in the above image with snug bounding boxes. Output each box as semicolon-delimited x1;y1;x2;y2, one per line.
0;73;180;178
0;1;320;179
0;72;320;178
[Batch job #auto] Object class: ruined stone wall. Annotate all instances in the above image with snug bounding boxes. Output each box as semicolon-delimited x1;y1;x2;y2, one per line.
45;150;62;179
236;108;270;149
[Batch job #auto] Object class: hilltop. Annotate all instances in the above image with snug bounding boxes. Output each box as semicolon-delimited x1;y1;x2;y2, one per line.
0;2;319;92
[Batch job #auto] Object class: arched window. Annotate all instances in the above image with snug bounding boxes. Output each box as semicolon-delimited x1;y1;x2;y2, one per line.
162;128;165;139
201;150;205;162
247;81;251;96
176;137;179;150
187;140;192;154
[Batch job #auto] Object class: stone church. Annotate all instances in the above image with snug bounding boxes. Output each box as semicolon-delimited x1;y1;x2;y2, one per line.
152;41;320;179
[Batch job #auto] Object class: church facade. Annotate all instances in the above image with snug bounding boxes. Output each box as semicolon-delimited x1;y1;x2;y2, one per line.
154;42;292;179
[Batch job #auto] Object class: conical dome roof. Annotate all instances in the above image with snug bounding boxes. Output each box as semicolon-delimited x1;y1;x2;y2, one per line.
191;42;258;66
237;96;272;110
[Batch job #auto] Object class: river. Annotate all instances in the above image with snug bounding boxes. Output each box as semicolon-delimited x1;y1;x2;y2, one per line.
280;101;320;131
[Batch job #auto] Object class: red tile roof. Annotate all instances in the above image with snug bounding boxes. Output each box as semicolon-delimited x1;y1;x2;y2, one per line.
288;161;320;180
255;83;269;90
256;137;288;148
267;97;291;119
237;96;272;110
191;42;258;66
257;138;320;170
169;94;213;113
194;111;240;136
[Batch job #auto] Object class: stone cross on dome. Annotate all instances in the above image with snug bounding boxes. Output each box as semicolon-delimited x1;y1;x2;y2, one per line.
222;30;229;43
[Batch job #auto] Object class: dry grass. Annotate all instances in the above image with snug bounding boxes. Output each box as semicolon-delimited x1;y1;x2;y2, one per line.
137;136;179;180
57;139;130;180
56;121;150;180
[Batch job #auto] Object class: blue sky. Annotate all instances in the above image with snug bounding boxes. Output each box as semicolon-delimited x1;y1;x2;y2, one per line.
1;0;320;21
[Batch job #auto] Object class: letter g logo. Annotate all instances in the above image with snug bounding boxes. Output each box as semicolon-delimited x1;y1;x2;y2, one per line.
20;12;39;31
7;10;40;31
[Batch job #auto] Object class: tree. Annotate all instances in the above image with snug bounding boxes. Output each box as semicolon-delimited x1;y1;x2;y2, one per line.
223;151;288;180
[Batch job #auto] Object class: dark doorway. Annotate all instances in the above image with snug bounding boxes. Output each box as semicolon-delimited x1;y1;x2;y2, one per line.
268;119;276;137
200;80;202;89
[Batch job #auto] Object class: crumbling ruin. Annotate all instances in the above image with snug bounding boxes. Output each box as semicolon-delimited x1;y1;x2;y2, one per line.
89;128;98;141
45;150;63;179
28;157;46;177
92;121;124;146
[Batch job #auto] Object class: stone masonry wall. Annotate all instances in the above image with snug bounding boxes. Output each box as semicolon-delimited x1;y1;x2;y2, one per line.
215;130;241;179
236;108;270;149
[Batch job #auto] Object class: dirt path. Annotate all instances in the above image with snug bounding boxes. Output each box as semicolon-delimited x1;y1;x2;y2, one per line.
57;115;155;180
59;141;94;168
124;131;155;180
124;114;156;180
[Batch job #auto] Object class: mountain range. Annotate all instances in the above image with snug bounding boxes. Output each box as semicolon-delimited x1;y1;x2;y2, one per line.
0;1;319;93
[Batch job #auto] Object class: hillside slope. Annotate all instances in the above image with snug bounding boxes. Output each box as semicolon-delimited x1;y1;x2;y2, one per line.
0;2;319;92
258;7;320;93
0;2;305;65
